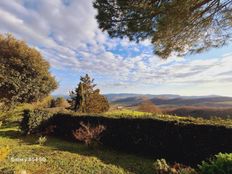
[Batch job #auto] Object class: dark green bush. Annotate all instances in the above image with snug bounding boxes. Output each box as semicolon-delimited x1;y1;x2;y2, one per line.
198;153;232;174
37;112;232;164
20;109;53;135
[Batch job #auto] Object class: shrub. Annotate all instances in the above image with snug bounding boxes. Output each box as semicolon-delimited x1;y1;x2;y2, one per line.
198;153;232;174
153;159;197;174
34;96;54;108
50;97;70;108
20;109;53;135
73;122;106;146
137;98;161;114
153;159;170;173
37;136;47;145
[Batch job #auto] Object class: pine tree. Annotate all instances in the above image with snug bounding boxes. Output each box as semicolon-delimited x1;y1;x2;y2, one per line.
94;0;232;58
69;74;109;113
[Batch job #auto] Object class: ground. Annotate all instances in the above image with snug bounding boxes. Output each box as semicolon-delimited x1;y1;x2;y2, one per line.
0;123;154;174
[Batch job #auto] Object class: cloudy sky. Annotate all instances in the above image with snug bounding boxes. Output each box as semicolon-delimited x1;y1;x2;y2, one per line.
1;0;232;96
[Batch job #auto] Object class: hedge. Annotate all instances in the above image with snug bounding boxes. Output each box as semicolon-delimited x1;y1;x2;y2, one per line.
21;111;232;165
20;109;54;135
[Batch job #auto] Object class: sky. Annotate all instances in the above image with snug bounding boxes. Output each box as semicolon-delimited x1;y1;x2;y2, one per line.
0;0;232;96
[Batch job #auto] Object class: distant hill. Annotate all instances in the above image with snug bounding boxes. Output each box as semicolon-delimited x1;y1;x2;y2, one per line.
105;93;232;108
105;93;181;102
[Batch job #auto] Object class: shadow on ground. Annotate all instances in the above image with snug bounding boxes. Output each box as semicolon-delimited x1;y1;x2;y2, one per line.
0;127;154;174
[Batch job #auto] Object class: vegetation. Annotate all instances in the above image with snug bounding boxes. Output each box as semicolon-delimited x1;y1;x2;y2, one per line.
50;97;70;108
164;106;232;119
24;110;231;165
37;136;47;146
69;74;109;113
1;124;232;173
0;34;57;107
137;98;161;114
73;122;106;146
20;109;54;135
0;125;154;174
198;153;232;174
105;109;153;118
0;146;10;162
94;0;232;58
153;159;197;174
1;105;232;173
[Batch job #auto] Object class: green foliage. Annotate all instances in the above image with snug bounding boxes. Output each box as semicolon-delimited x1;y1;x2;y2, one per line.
0;34;57;107
69;74;109;113
94;0;232;58
20;109;53;135
198;153;232;174
37;136;47;146
153;159;197;174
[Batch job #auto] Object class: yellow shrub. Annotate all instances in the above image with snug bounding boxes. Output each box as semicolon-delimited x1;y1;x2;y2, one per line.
0;146;10;161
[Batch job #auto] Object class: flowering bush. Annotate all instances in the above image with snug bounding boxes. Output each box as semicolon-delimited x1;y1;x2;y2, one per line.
73;122;105;146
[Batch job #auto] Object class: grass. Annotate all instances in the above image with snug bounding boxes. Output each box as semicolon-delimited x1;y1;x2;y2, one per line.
66;109;232;128
0;125;154;174
104;109;153;118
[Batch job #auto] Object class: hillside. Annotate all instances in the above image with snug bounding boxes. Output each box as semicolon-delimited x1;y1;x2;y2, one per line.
105;94;232;108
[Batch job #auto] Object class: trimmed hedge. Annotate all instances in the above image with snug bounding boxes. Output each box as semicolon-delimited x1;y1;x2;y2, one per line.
21;111;232;165
20;109;53;135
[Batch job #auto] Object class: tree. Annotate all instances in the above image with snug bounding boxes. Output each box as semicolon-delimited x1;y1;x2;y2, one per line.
69;74;109;113
93;0;232;58
0;34;57;107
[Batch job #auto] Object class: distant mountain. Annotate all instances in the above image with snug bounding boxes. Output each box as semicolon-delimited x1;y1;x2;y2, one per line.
105;93;181;102
105;93;232;108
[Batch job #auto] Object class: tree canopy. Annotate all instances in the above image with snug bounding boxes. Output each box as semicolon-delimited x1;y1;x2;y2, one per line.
93;0;232;58
0;34;57;107
69;74;109;113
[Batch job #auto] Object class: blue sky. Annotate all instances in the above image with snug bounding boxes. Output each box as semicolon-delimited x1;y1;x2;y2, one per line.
0;0;232;96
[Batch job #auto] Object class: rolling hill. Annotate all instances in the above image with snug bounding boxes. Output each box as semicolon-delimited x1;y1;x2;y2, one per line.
105;93;232;108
